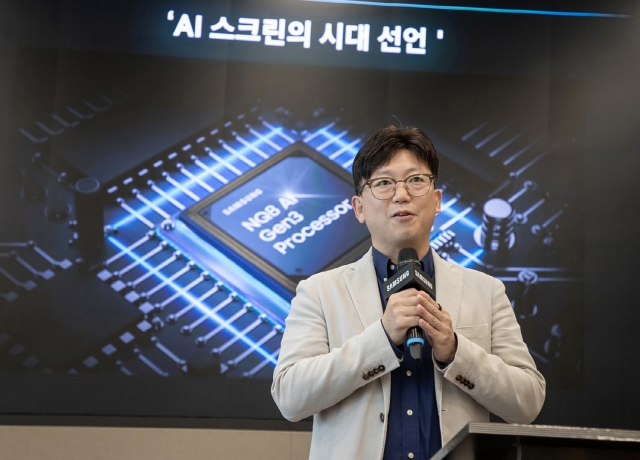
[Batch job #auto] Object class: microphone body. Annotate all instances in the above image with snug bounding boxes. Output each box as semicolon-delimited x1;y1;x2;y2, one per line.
383;248;436;360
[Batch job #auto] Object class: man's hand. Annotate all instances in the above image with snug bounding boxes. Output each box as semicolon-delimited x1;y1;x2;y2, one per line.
417;292;457;364
381;289;422;345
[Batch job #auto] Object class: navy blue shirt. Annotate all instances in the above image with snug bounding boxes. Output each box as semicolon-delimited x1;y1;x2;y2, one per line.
373;247;442;460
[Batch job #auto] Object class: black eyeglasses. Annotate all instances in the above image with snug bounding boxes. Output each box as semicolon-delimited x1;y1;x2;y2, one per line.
359;173;437;200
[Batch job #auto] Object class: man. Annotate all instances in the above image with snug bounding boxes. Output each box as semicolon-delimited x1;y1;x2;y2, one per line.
272;125;545;460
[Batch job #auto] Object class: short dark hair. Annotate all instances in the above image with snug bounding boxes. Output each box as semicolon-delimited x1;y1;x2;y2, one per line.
352;125;439;195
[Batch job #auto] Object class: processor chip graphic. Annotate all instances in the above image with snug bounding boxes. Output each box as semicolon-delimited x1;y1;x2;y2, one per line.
182;141;371;295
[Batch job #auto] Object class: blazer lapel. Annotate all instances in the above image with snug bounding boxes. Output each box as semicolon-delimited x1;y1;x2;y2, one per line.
343;247;384;330
432;249;463;431
433;251;463;329
342;249;463;329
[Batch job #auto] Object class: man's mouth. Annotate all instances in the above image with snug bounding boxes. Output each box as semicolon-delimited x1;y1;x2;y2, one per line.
392;211;415;217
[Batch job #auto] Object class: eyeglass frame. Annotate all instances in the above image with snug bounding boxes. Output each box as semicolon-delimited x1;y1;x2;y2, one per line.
358;173;437;200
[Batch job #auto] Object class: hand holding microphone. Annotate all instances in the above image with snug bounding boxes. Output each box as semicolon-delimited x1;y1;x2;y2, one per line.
416;291;457;364
381;248;457;363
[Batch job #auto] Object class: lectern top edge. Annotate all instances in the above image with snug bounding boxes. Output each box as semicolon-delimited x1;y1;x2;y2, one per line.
431;422;640;460
465;422;640;441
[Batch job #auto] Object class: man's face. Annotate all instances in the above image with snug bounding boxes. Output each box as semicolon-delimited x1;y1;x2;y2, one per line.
351;149;442;262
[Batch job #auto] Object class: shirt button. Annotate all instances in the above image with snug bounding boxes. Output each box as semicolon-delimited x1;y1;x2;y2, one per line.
407;409;413;416
380;413;385;423
390;264;395;270
406;370;412;377
408;453;414;459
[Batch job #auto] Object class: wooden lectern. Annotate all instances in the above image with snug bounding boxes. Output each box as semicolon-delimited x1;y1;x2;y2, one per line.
431;422;640;459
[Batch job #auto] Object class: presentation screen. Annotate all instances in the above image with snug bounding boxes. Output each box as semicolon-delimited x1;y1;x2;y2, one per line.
0;0;620;422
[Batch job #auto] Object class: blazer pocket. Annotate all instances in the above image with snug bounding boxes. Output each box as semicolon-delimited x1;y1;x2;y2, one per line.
455;324;489;340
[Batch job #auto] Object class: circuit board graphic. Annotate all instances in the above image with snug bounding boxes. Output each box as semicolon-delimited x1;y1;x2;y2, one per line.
0;78;583;388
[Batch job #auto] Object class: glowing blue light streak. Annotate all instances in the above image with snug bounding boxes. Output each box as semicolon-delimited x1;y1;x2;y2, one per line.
438;203;479;230
111;125;288;230
330;137;362;161
249;123;295;150
303;0;632;17
246;127;288;152
317;129;348;151
107;236;278;366
460;248;484;267
261;121;296;144
310;128;360;165
429;231;442;243
221;126;285;163
303;121;337;143
161;221;292;319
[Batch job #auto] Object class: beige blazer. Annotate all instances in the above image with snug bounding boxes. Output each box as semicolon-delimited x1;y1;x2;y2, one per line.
272;248;545;460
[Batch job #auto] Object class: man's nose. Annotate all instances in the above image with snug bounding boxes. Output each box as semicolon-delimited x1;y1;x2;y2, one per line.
392;181;411;201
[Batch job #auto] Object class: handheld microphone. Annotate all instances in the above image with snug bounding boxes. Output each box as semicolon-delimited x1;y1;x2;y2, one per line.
383;248;436;360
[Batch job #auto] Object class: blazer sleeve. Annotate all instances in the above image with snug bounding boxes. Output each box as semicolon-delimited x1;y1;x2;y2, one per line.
271;276;401;422
437;277;546;424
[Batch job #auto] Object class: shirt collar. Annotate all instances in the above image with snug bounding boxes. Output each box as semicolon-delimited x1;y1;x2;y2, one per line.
372;246;435;282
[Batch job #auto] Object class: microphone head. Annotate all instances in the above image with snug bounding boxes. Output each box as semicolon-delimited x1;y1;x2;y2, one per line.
398;247;419;265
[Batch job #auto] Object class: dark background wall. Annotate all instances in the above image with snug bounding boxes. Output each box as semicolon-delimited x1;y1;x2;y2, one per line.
541;2;640;429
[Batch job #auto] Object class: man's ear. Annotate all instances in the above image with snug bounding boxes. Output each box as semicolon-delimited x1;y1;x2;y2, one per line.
351;195;366;224
434;189;442;214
